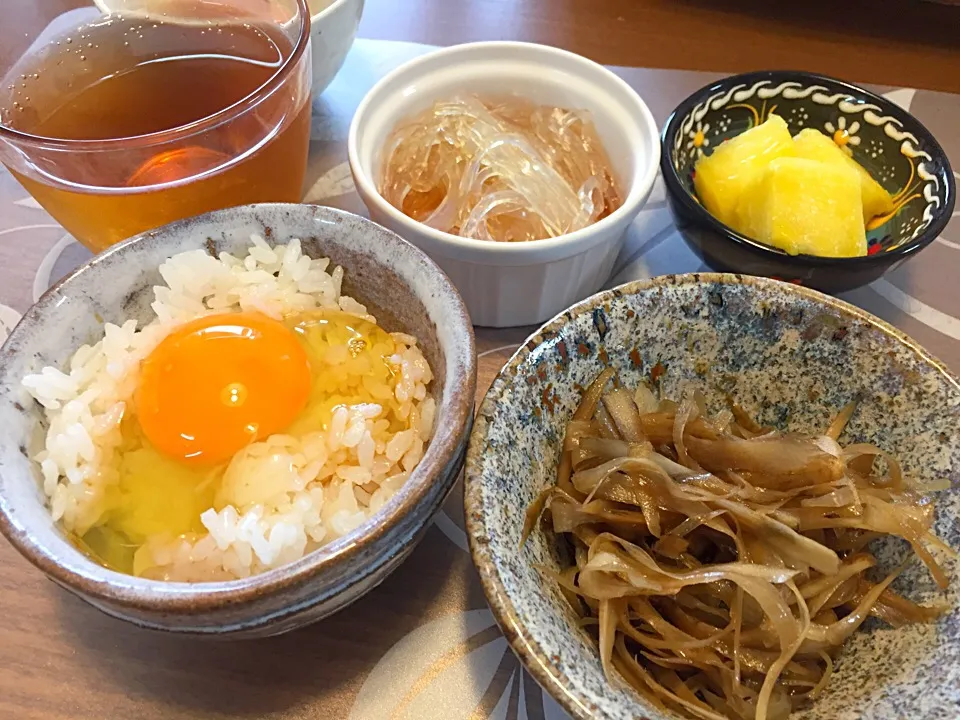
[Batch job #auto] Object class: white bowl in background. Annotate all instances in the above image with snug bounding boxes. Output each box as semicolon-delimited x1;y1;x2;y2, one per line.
347;41;660;328
91;0;363;98
306;0;364;97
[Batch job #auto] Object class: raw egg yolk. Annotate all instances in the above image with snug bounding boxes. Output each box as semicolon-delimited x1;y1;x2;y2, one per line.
136;312;311;466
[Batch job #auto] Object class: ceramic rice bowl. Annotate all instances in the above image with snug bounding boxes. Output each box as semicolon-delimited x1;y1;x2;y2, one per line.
0;203;476;637
466;273;960;719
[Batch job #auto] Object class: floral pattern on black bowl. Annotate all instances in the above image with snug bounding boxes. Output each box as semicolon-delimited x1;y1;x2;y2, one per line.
660;71;956;293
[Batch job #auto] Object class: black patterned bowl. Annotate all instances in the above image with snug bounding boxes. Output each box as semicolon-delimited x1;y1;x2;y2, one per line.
465;274;960;720
660;71;955;293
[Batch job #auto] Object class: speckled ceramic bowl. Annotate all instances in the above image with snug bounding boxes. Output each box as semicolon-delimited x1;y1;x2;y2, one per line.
0;203;476;637
661;71;956;293
465;274;960;720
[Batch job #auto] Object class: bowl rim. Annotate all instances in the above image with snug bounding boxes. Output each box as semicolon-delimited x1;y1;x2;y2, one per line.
93;0;350;27
346;40;661;264
0;203;477;617
464;271;960;720
659;69;957;267
309;0;355;22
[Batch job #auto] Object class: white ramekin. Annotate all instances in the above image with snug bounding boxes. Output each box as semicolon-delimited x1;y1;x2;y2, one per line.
347;41;660;328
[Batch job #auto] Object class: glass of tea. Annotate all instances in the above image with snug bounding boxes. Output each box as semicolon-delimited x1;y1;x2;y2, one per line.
0;0;312;252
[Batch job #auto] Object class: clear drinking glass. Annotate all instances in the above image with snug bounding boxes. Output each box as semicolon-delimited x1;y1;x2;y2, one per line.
0;0;312;252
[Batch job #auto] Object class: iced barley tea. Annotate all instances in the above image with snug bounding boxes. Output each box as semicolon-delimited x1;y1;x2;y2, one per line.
0;13;311;251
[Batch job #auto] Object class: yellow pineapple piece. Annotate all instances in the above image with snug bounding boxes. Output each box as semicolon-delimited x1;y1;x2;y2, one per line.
793;128;895;222
735;157;867;258
693;114;795;228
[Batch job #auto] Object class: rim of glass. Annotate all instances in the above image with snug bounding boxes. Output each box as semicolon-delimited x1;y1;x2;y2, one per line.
0;0;311;151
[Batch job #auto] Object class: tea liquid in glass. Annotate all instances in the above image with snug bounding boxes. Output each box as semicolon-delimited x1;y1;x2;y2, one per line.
2;15;311;251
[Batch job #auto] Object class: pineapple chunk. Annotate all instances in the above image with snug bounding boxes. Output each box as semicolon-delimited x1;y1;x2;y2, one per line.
694;114;795;227
735;157;867;258
793;128;894;222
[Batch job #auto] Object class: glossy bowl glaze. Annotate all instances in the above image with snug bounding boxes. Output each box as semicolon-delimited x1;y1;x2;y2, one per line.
466;274;960;720
307;0;365;97
0;203;476;637
661;71;955;293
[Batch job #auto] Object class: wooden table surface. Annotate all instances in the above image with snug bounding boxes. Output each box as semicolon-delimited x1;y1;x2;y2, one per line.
5;0;960;92
2;3;960;720
357;0;960;94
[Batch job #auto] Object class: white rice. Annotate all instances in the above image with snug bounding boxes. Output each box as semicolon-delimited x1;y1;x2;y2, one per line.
22;237;435;581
